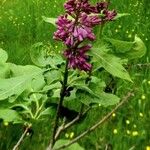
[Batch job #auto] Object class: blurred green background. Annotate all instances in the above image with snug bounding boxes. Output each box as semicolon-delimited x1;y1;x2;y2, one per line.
0;0;150;149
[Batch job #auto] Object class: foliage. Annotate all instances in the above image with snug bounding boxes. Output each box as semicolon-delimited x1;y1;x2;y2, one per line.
0;0;149;150
54;139;84;150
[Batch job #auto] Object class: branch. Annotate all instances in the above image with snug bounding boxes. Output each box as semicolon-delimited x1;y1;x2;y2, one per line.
54;105;91;140
127;63;150;69
129;145;136;150
53;91;134;150
136;63;150;67
12;125;31;150
54;118;66;141
64;106;90;129
47;61;69;150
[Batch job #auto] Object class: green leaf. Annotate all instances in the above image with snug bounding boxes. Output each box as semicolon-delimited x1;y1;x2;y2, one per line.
73;83;99;98
0;68;43;100
54;139;84;150
0;48;8;63
0;50;10;77
76;77;120;106
30;42;50;67
11;104;30;111
0;109;22;123
0;76;29;100
78;92;120;107
0;62;10;78
44;70;62;84
9;63;40;76
68;70;88;85
105;38;134;53
38;107;55;118
42;16;56;26
42;82;61;92
52;89;61;98
49;55;65;68
114;13;130;20
126;36;147;59
105;36;146;59
65;89;77;101
92;92;120;107
9;63;45;91
90;76;106;88
30;42;64;68
91;46;132;81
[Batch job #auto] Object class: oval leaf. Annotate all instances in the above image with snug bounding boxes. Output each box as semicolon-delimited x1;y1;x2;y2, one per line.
0;48;8;63
0;109;22;123
105;36;146;59
91;46;132;82
42;16;56;27
0;67;43;100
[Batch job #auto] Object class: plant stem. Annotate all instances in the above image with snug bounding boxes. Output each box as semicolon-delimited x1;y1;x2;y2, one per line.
54;105;90;140
53;91;134;150
98;24;104;41
47;60;69;150
34;102;44;119
12;125;31;150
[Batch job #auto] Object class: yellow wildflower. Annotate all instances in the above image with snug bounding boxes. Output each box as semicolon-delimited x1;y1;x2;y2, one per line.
141;95;146;100
55;45;58;49
3;121;9;126
70;132;74;139
126;130;131;135
139;112;143;117
115;29;118;33
113;129;118;134
118;25;122;28
65;133;69;138
132;131;138;136
146;146;150;150
126;120;130;124
142;79;147;83
112;113;116;117
128;34;132;38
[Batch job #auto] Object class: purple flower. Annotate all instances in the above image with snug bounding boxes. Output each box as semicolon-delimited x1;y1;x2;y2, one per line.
54;14;97;47
53;0;117;72
53;15;75;46
64;0;97;15
73;26;95;42
103;10;117;21
80;13;102;27
64;0;76;14
64;45;92;71
96;2;109;12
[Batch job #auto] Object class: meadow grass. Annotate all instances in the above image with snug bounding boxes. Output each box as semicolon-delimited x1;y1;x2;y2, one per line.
0;0;150;149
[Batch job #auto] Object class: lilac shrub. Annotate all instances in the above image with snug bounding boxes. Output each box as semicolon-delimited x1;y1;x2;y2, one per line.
0;1;146;150
54;0;117;71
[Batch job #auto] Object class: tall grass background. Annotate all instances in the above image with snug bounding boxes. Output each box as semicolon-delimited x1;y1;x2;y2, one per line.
0;0;150;149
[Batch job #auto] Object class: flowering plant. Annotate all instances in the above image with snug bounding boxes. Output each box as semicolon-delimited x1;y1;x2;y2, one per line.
54;0;116;71
0;0;146;150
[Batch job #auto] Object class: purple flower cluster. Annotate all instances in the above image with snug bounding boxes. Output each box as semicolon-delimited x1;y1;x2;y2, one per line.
54;0;117;71
64;0;96;15
64;45;92;71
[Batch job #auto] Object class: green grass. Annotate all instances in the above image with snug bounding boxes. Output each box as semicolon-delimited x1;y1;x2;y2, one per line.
0;0;150;149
